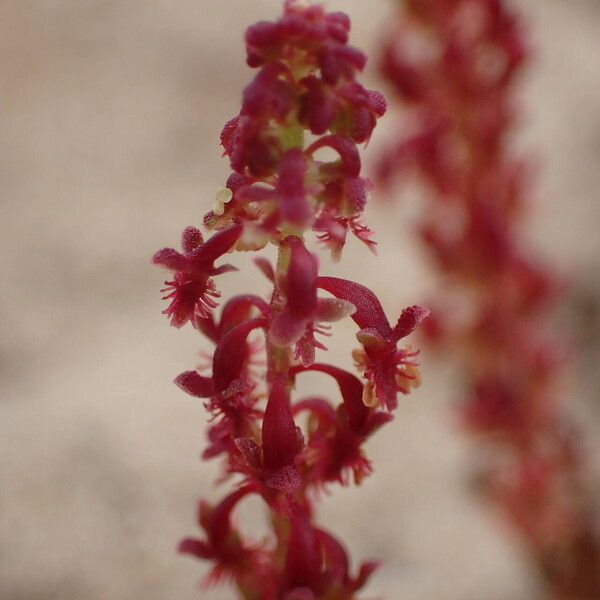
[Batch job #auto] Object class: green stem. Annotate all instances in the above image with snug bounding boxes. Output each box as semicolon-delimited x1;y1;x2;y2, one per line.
266;242;294;382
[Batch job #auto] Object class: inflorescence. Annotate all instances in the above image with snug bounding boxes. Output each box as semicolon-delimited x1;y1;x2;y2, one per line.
153;2;427;598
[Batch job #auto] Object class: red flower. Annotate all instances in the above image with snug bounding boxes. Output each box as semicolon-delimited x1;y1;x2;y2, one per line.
293;363;393;485
178;485;268;587
281;506;379;597
317;276;429;410
152;225;242;328
175;297;268;460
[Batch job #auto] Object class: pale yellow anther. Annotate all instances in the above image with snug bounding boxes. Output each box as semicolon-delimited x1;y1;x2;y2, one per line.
352;348;367;370
212;187;233;215
362;381;379;408
395;365;422;394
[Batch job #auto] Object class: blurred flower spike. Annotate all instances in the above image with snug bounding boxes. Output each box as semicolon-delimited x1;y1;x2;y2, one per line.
378;0;600;595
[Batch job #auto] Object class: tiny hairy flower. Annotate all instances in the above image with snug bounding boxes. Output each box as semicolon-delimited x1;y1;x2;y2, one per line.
152;225;241;327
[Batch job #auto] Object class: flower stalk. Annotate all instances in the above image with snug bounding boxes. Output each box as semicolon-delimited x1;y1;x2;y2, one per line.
153;2;427;598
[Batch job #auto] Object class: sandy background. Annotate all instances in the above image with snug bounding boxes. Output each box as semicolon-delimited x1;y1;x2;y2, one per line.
2;1;600;598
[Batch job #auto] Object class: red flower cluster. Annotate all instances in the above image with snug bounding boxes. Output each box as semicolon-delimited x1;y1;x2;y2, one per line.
153;2;427;598
378;0;600;596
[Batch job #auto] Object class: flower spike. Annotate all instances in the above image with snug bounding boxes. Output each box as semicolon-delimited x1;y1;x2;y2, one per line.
152;2;422;598
378;0;600;593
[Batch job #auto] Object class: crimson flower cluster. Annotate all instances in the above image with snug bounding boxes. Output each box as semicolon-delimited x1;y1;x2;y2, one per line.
153;2;427;598
378;1;600;597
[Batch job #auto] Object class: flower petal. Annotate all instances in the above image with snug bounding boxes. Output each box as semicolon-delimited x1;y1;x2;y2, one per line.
306;134;361;177
317;276;393;338
293;363;368;433
212;317;265;392
394;305;430;339
270;311;308;347
177;538;213;560
284;508;321;589
174;370;215;398
284;236;318;319
152;247;187;271
181;226;203;253
253;256;275;281
218;294;268;338
262;379;303;471
187;224;243;267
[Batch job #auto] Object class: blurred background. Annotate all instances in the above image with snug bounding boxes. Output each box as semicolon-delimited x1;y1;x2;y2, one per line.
1;1;599;598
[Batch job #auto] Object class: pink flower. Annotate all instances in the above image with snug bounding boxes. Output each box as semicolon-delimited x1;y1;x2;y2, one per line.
317;276;429;410
280;506;379;597
152;225;242;328
174;296;268;459
178;485;269;588
292;363;392;484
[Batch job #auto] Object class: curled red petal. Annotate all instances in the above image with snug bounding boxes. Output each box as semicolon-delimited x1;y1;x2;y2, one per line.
293;397;337;427
270;310;308;347
315;297;355;322
306;134;361;178
152;247;187;271
317;276;393;339
262;379;302;471
187;224;243;268
220;116;240;157
181;226;203;254
319;42;366;84
394;305;430;340
196;313;219;343
353;560;380;591
205;485;254;549
242;63;294;120
178;538;213;560
368;90;387;116
236;184;278;203
212;317;265;392
265;465;302;492
218;294;268;338
234;437;262;470
174;370;215;398
326;11;350;43
299;75;337;134
284;236;318;319
315;528;349;585
253;256;275;281
293;363;367;432
225;171;253;192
